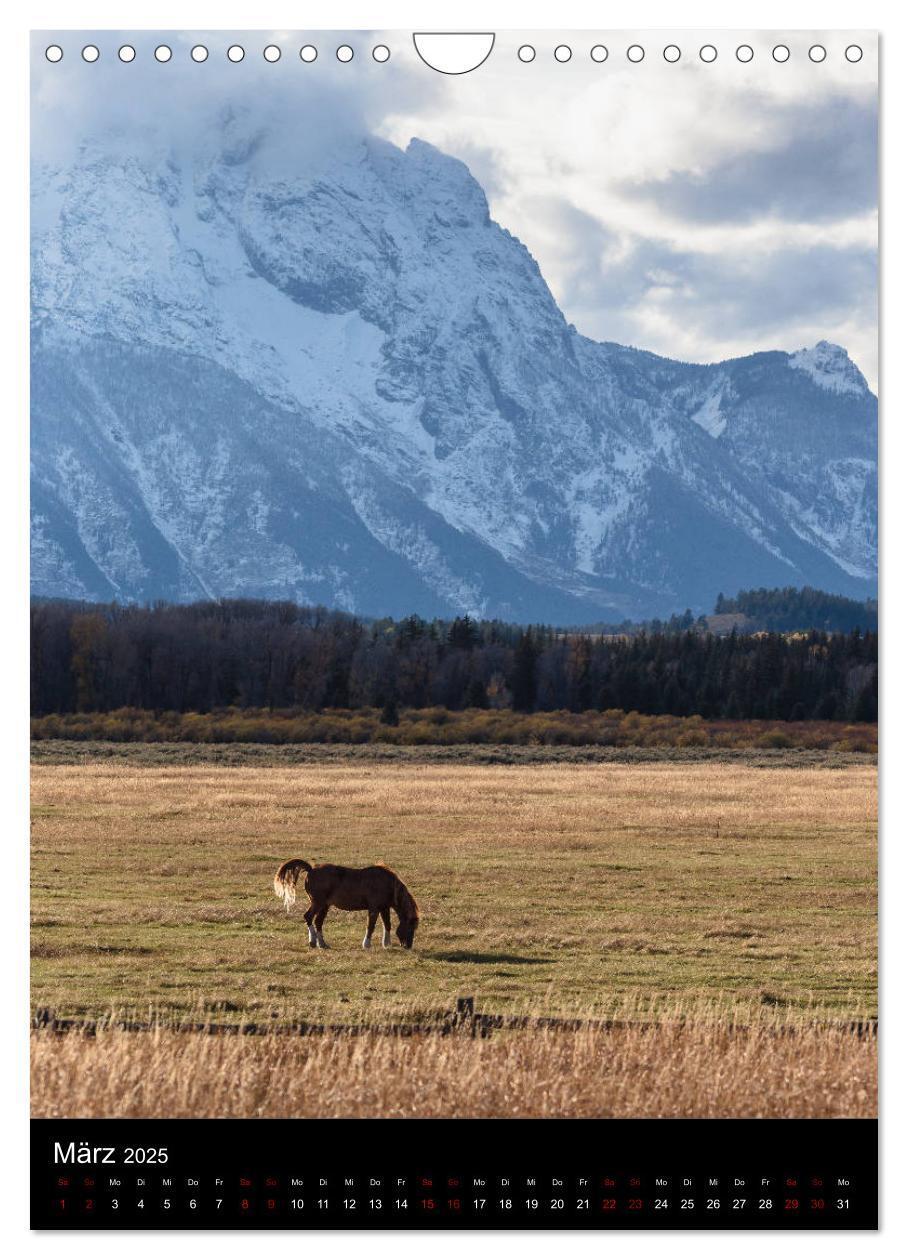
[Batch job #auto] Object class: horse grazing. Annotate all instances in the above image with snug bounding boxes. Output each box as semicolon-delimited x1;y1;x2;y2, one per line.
273;859;420;950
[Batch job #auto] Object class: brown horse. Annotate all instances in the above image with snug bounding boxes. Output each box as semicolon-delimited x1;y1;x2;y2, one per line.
273;859;420;950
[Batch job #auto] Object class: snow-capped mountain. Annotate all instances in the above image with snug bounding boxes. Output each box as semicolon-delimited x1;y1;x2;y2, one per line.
30;125;878;621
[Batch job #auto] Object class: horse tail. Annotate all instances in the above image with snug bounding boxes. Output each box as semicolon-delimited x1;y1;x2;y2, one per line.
273;859;313;911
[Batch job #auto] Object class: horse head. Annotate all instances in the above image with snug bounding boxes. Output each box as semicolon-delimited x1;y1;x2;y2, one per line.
396;913;419;949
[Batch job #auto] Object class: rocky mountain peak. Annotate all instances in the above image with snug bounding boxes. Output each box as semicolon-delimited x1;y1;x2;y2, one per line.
30;130;877;620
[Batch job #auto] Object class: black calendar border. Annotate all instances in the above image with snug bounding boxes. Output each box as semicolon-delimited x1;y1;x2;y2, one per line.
31;1116;878;1230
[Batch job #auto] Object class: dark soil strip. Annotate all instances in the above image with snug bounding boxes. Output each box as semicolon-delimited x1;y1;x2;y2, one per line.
32;1003;877;1041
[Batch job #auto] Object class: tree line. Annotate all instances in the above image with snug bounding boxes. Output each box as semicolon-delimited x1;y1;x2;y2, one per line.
31;598;878;723
714;585;878;633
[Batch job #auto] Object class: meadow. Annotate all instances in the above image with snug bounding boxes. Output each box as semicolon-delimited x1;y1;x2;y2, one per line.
30;748;877;1118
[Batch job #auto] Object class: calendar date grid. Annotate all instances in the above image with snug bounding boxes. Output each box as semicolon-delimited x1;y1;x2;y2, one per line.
48;1168;858;1224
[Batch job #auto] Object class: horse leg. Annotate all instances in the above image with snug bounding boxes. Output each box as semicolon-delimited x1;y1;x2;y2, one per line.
363;909;379;950
379;907;392;949
303;904;318;948
314;906;330;949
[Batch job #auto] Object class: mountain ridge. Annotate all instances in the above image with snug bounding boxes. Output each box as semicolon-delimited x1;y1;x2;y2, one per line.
31;129;878;621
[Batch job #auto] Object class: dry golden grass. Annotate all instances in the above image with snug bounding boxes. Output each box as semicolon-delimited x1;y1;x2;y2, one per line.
31;758;877;1024
31;1019;876;1119
31;756;876;1119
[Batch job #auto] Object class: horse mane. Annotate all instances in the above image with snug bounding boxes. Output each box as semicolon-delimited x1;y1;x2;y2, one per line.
390;869;419;922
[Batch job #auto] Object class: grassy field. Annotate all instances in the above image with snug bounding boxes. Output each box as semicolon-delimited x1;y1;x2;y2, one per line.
30;749;876;1117
31;752;876;1022
31;739;876;769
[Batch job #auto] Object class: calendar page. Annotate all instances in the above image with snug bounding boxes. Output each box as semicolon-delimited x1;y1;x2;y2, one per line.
30;28;878;1231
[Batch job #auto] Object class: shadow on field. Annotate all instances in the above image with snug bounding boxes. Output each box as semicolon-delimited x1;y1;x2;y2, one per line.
429;950;550;966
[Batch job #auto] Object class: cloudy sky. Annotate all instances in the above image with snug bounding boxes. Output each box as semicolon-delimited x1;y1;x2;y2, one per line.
33;29;878;386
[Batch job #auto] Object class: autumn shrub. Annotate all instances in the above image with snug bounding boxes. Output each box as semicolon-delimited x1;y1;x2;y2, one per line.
29;707;876;753
757;729;795;750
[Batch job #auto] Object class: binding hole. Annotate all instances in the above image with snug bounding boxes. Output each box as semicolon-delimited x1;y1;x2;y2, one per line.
517;45;536;63
300;45;318;63
118;45;136;63
699;45;718;63
736;45;754;62
808;45;826;63
772;45;790;63
627;45;645;63
45;45;63;62
554;45;572;63
154;45;172;63
263;45;281;62
227;45;245;63
372;45;390;62
845;45;863;63
591;45;608;63
663;45;681;63
191;45;208;62
412;32;494;75
81;45;100;63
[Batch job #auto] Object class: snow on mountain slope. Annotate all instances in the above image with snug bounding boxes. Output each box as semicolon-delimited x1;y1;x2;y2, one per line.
30;124;878;621
789;340;869;397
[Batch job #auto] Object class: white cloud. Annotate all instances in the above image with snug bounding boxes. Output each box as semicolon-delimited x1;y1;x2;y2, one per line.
377;29;878;387
31;28;879;387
